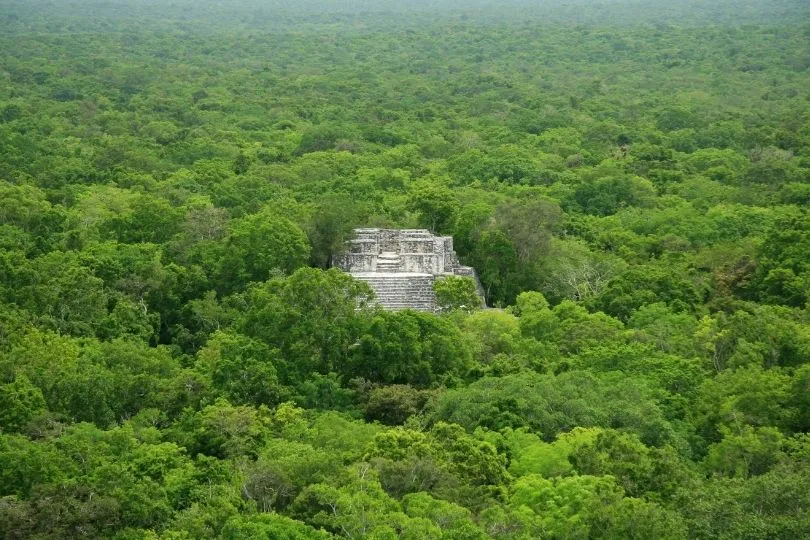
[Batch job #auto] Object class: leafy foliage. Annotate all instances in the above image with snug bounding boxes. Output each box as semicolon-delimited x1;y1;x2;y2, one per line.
1;0;809;537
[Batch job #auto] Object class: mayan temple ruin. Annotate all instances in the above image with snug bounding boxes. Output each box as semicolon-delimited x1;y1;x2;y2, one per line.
333;228;486;311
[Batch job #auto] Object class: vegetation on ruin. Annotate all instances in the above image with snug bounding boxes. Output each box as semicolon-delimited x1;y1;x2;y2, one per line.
1;0;810;537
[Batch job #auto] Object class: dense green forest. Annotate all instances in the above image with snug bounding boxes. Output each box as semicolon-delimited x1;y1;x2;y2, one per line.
1;0;810;537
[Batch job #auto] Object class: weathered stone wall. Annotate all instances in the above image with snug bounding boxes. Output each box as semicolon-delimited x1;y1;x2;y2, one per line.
333;228;486;311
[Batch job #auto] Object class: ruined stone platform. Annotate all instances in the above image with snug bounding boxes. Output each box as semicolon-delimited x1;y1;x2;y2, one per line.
333;228;486;311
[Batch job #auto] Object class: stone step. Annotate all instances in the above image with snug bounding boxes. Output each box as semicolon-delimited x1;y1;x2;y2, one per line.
359;277;430;283
372;287;432;292
351;273;436;311
375;298;434;302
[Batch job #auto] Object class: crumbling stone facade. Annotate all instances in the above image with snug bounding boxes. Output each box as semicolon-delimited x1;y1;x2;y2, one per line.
333;228;486;311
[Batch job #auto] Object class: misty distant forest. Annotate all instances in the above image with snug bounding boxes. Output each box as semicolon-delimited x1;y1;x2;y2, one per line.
1;0;810;538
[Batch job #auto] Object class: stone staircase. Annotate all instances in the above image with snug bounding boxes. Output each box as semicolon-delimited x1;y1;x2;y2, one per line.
375;252;401;273
353;273;436;311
